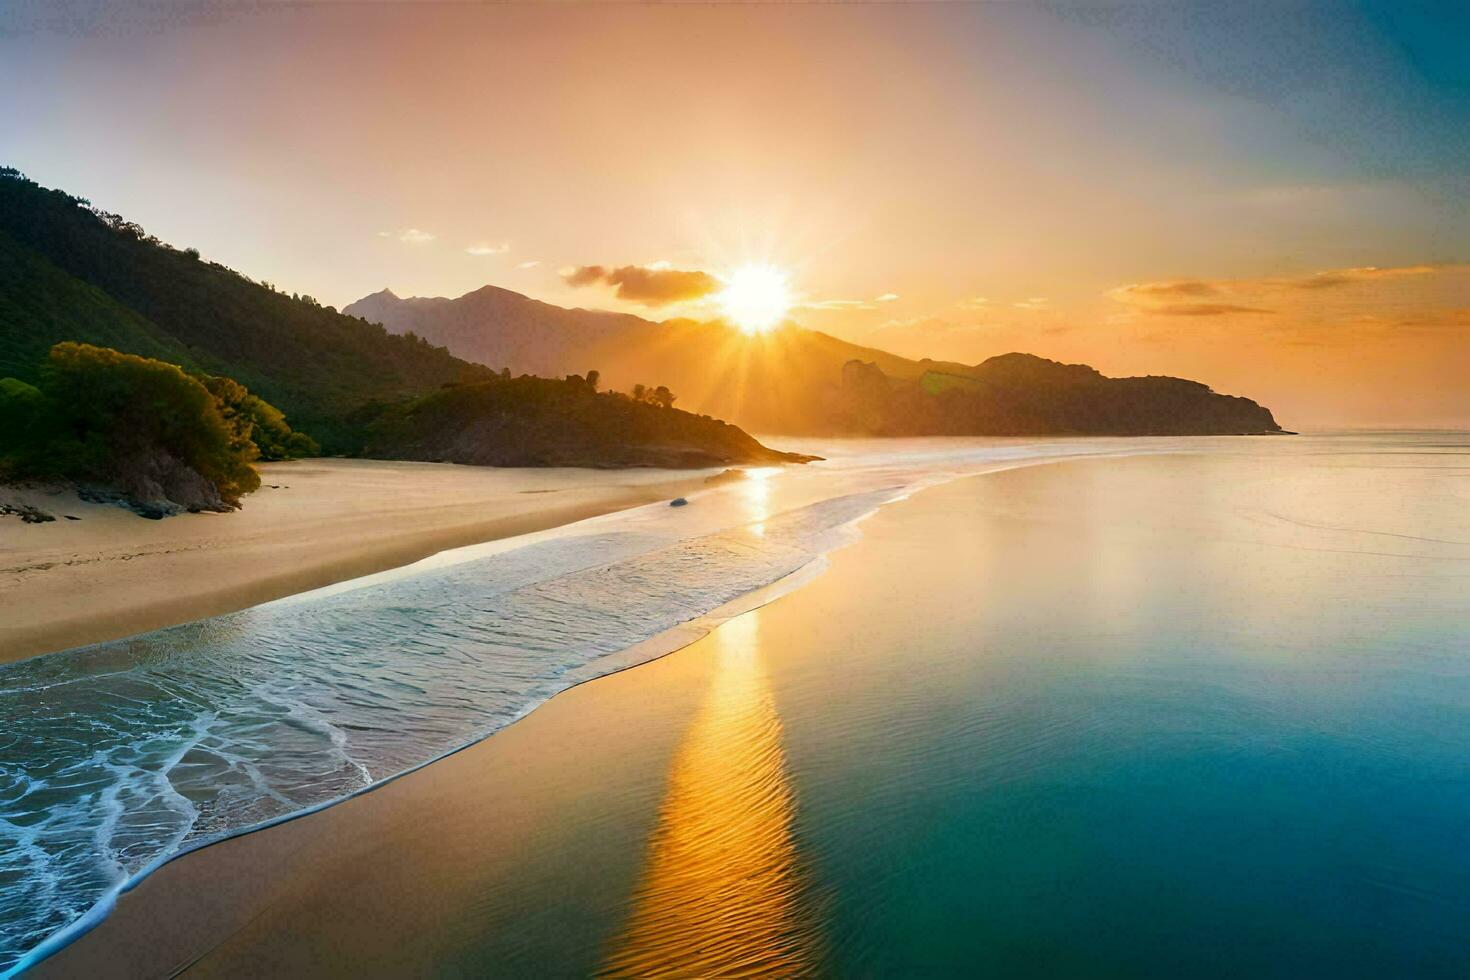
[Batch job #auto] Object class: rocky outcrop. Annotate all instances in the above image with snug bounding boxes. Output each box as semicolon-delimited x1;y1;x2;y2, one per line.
82;449;233;519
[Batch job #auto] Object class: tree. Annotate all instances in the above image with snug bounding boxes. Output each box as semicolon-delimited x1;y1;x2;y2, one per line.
0;378;51;475
39;343;262;504
586;369;600;391
631;383;647;403
201;374;320;461
652;385;676;409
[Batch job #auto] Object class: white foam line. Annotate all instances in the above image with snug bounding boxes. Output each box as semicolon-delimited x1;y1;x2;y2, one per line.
5;444;1176;977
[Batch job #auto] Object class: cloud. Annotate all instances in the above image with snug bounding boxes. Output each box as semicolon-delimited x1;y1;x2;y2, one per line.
1148;303;1274;317
1392;308;1470;331
799;298;876;311
957;297;989;310
1113;280;1220;300
397;228;434;245
517;260;541;269
1289;266;1437;290
799;292;901;312
563;264;606;287
1012;297;1049;311
1110;264;1445;312
1107;264;1470;344
561;264;720;306
466;241;510;256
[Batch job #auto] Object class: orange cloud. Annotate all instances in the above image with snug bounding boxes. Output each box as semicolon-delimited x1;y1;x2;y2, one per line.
563;264;720;306
1148;303;1273;317
1109;263;1448;312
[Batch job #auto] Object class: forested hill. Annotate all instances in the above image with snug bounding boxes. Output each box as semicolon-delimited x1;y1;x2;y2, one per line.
0;167;488;449
349;285;1284;437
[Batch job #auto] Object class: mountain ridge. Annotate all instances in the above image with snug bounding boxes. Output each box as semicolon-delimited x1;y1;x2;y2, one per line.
0;167;806;468
346;285;1284;436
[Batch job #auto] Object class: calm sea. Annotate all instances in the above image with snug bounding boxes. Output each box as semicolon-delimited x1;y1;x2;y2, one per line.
6;433;1469;976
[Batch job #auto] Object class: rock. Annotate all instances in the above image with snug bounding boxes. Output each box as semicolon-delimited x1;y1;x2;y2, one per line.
670;497;688;507
112;448;234;516
0;503;55;523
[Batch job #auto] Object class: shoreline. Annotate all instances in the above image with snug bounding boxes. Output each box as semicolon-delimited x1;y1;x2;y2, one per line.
21;454;1028;977
9;447;1166;975
0;459;717;663
13;553;832;978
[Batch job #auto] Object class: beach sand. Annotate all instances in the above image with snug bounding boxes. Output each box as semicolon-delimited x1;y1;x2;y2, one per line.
30;444;1470;977
0;459;714;662
28;448;957;978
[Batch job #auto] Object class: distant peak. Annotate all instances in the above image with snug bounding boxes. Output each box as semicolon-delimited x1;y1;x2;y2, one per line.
460;283;530;302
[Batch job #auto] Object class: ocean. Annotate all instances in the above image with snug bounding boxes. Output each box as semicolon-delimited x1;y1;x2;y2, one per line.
4;433;1468;975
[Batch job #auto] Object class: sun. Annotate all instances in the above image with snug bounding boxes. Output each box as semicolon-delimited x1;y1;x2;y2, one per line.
717;265;792;335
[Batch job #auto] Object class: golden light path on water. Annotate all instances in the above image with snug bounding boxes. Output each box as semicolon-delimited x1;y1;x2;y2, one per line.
601;612;819;977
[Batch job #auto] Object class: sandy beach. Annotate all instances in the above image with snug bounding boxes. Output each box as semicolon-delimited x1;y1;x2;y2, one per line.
22;441;1470;977
0;459;714;662
27;459;1066;977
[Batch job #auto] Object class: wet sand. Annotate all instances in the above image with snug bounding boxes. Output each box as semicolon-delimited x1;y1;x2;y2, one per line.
33;457;939;978
32;443;1470;977
0;459;712;662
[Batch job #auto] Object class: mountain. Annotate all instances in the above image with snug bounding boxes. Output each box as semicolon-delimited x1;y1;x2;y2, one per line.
0;167;488;450
840;353;1281;436
346;285;664;381
357;374;817;469
0;167;806;469
346;286;1284;436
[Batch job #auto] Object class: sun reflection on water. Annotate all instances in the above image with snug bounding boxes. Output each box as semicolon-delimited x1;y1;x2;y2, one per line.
741;466;781;538
601;613;819;977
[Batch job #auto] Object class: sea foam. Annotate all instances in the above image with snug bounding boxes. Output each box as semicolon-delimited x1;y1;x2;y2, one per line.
0;437;1176;973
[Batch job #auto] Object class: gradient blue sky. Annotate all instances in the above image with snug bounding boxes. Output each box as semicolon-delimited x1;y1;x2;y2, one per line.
2;0;1466;426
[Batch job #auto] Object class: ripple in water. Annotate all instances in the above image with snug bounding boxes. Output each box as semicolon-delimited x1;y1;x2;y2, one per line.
2;436;1186;971
0;488;889;972
601;614;823;977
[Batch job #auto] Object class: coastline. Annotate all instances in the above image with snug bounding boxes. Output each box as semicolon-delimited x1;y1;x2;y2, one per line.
6;442;1187;975
0;459;716;663
23;450;1005;978
26;441;1470;976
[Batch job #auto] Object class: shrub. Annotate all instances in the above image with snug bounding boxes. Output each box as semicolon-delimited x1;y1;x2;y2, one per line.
40;342;262;504
0;343;319;510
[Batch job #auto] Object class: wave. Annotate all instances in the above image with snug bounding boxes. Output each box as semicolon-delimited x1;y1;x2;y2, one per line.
0;437;1181;974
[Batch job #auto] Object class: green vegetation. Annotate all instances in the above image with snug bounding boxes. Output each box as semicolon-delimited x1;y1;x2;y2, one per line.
0;167;490;450
1;343;315;514
357;373;814;469
201;375;320;461
836;353;1281;436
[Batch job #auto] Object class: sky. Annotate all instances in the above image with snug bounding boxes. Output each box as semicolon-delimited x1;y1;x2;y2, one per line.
2;0;1467;428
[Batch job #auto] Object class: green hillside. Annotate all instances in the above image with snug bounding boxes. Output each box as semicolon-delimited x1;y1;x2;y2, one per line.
0;167;489;449
0;231;199;381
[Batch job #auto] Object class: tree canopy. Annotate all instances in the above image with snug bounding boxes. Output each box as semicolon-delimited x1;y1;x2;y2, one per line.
1;343;316;512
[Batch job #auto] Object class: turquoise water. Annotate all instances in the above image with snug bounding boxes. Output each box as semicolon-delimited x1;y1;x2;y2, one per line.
0;436;1164;973
768;440;1470;976
9;434;1470;976
412;433;1470;978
